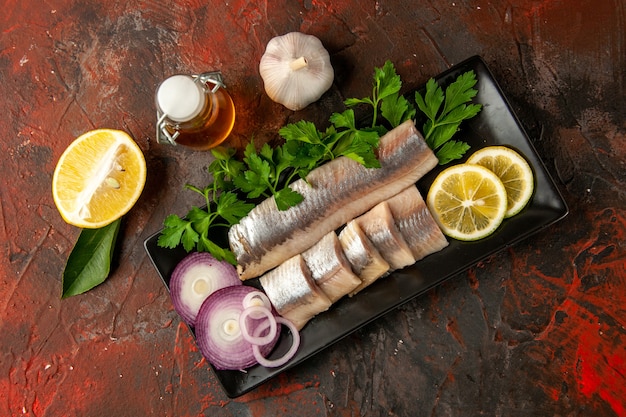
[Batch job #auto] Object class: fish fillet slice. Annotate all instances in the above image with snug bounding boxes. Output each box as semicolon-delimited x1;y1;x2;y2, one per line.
259;255;332;330
230;120;438;280
353;201;416;270
387;186;449;260
338;221;390;296
301;232;362;303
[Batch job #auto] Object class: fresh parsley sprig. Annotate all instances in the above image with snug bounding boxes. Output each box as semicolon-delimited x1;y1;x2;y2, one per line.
344;60;415;130
234;141;304;210
279;109;381;170
414;70;482;164
207;146;245;191
157;148;255;264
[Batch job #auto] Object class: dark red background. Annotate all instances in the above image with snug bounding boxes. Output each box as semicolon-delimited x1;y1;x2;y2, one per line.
1;0;625;416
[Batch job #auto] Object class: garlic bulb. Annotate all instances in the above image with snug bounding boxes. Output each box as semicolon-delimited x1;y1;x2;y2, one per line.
259;32;334;111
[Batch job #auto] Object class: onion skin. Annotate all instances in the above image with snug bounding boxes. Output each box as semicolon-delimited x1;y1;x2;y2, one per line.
195;286;281;370
169;252;241;326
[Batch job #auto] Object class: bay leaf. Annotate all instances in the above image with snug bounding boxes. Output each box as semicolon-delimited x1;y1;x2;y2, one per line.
62;218;121;298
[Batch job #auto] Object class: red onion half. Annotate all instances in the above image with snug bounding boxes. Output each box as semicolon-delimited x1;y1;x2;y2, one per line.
195;286;282;370
169;252;241;326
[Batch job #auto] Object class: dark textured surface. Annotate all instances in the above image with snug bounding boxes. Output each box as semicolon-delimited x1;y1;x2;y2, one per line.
1;1;625;416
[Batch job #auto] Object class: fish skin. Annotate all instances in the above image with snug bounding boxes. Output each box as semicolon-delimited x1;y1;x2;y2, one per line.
338;221;390;296
353;201;416;270
259;254;332;330
301;231;362;303
386;186;449;260
230;120;438;280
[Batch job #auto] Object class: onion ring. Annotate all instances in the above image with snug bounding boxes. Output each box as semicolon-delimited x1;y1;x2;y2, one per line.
242;291;272;318
239;305;278;346
252;316;300;368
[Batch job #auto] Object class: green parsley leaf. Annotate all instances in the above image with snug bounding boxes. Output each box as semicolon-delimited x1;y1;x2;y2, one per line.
158;200;243;264
328;109;356;130
209;146;244;191
415;70;482;164
278;121;325;145
279;121;332;171
414;78;444;121
158;214;191;249
343;97;371;107
161;217;198;253
270;144;292;173
374;60;402;101
187;206;213;234
435;140;472;165
280;109;381;173
198;237;237;265
216;191;254;224
331;131;380;168
427;122;462;150
236;151;272;198
346;60;405;128
442;71;479;114
380;93;416;128
274;187;304;211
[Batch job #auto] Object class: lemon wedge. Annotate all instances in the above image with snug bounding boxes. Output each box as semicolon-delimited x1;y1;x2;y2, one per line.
52;129;147;228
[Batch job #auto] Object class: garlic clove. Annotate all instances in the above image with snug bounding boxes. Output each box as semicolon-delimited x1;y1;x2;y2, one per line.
259;32;334;111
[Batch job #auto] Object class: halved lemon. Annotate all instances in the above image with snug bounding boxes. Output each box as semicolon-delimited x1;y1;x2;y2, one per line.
52;129;147;228
466;146;534;217
427;164;508;241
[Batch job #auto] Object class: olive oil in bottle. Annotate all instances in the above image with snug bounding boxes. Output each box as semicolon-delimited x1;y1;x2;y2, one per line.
156;72;235;151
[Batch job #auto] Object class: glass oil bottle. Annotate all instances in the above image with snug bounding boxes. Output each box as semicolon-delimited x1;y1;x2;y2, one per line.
155;71;235;151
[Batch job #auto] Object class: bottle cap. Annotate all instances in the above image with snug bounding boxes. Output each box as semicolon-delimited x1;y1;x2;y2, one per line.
156;75;206;123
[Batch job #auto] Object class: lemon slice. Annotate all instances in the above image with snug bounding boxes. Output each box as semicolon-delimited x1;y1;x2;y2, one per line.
52;129;147;228
466;146;534;217
427;164;508;241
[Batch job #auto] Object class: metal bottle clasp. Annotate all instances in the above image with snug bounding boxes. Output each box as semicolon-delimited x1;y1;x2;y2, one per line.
156;71;227;146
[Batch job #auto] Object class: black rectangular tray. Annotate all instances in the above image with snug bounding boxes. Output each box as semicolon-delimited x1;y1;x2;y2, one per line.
144;55;568;398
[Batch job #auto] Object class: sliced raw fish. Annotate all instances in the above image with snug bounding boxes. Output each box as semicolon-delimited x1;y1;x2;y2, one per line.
301;231;361;303
386;186;448;260
230;119;438;279
259;254;332;330
338;221;390;296
353;201;416;270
